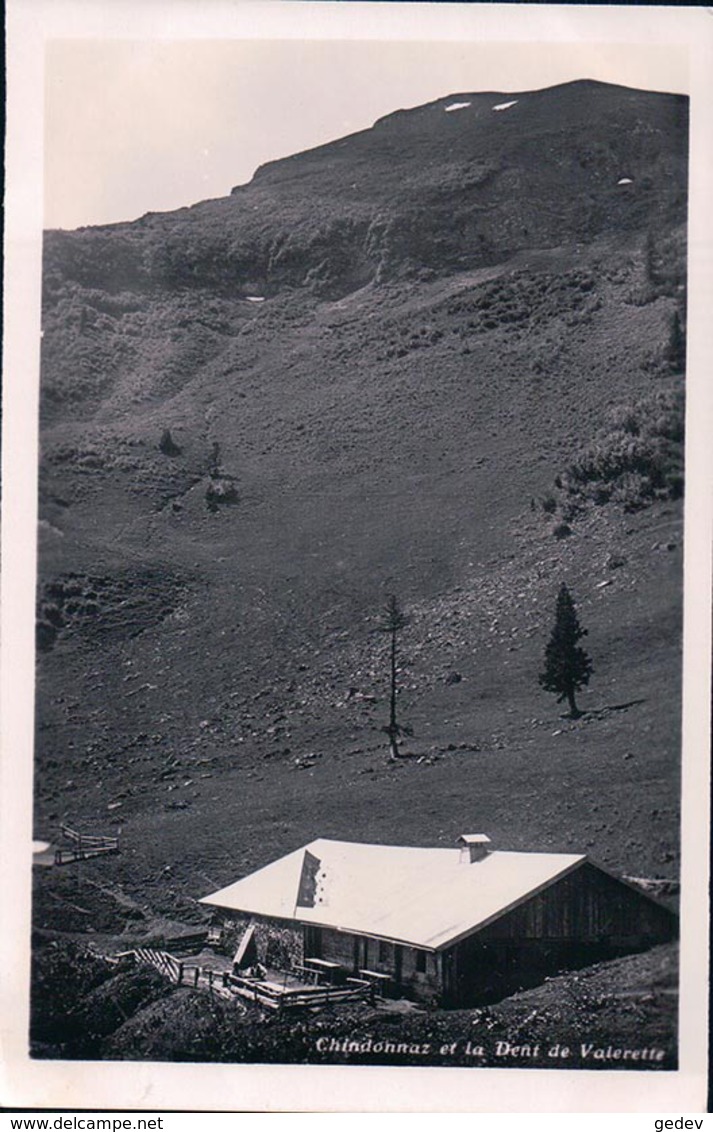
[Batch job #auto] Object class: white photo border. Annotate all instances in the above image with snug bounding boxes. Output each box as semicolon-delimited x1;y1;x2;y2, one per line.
2;1;711;1113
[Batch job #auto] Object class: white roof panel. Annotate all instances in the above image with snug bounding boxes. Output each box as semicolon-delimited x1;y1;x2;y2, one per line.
200;839;585;951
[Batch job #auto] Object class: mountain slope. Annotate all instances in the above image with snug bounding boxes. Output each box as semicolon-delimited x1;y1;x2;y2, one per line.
34;80;686;916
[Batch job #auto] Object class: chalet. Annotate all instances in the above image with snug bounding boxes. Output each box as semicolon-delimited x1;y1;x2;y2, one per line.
200;835;677;1007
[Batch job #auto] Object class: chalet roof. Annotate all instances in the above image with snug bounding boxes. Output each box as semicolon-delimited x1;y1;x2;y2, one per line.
200;838;586;951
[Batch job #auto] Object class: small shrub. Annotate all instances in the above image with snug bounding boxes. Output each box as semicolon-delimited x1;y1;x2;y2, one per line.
559;499;583;522
36;620;58;652
667;471;684;499
159;429;181;456
206;478;239;512
609;406;640;436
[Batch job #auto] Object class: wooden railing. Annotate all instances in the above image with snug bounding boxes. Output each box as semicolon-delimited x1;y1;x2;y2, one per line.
134;947;182;982
227;972;370;1011
118;949;373;1011
54;824;119;865
54;844;118;865
121;948;233;998
61;824;118;850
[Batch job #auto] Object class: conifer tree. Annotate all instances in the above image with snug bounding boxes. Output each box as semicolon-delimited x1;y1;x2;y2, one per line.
539;583;593;718
377;594;409;758
665;309;686;373
158;428;181;456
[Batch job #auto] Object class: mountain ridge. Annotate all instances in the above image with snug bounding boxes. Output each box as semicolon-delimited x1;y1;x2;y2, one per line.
42;81;687;312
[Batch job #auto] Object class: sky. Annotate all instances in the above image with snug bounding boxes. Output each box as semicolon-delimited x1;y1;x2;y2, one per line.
44;38;688;231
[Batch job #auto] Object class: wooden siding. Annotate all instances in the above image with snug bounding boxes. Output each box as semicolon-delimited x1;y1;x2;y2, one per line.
442;863;677;1007
316;927;358;970
476;863;676;944
314;926;440;1001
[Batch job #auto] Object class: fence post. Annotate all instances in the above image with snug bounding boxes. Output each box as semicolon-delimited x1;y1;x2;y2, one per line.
194;967;200;987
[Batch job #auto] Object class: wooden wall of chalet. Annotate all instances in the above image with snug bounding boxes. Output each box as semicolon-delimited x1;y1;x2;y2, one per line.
441;863;677;1007
315;926;440;1002
220;915;440;1001
475;864;677;946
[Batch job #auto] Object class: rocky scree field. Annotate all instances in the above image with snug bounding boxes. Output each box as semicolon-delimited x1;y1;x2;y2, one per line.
32;80;686;1058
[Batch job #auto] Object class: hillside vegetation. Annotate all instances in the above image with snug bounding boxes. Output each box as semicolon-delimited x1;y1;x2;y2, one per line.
33;81;686;1060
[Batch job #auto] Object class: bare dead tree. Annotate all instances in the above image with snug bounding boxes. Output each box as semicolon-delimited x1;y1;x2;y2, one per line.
377;594;410;758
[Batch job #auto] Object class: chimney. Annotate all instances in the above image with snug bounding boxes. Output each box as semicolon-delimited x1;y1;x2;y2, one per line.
457;834;491;863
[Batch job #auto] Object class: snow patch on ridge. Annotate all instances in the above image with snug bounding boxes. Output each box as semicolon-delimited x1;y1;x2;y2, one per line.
618;178;634;185
444;102;471;113
38;519;64;539
492;100;518;112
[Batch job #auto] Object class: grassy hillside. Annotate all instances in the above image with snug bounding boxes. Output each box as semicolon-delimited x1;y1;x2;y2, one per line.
32;80;687;1061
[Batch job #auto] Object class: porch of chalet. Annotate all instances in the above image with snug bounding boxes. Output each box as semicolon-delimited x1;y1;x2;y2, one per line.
228;957;376;1011
119;935;377;1011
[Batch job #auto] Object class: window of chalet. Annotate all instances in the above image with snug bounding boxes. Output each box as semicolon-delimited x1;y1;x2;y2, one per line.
378;940;391;964
415;950;427;973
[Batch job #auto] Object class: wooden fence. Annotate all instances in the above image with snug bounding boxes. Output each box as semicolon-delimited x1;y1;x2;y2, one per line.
61;824;119;850
54;844;119;865
121;948;372;1011
134;947;183;982
227;972;371;1011
54;824;119;865
121;948;234;999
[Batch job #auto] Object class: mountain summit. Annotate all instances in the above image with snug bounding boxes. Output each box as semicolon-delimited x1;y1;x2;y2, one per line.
44;81;687;309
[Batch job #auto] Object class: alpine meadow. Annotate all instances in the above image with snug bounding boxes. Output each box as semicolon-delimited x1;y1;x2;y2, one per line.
32;79;686;1067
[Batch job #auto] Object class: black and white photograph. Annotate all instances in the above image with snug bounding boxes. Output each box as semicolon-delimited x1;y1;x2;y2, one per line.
2;0;711;1114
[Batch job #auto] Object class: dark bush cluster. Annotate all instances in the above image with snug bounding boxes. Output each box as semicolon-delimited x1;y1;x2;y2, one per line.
31;940;172;1059
557;384;684;512
36;569;187;651
445;268;598;338
30;939;116;1055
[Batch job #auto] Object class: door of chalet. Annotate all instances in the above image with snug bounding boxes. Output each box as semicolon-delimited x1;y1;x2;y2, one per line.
394;945;403;988
354;936;370;971
303;925;322;959
441;949;455;1004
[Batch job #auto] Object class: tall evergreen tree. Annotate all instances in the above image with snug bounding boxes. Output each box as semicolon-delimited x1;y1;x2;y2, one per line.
665;309;686;373
377;594;409;758
539;583;593;718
